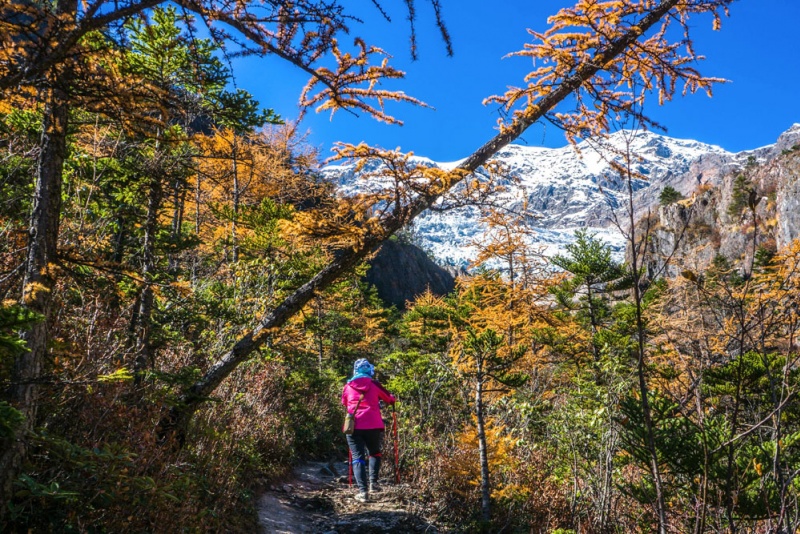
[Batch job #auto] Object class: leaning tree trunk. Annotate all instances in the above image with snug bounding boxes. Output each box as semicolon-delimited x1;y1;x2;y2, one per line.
0;83;69;513
159;0;688;441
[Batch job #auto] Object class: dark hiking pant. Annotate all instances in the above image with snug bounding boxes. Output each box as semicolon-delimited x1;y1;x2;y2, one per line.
346;428;384;493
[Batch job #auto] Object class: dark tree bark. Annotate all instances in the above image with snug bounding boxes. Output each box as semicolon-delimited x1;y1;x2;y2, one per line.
0;82;70;513
168;175;185;272
133;174;163;381
475;365;491;522
231;139;240;264
622;135;668;533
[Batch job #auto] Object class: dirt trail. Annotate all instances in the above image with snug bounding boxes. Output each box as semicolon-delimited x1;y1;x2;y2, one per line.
256;461;440;533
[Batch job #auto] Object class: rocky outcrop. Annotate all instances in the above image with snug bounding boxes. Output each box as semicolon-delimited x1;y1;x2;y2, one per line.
777;151;800;247
643;146;800;279
365;239;457;309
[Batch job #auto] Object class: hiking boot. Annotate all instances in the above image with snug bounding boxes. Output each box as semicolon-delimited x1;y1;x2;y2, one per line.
369;482;382;493
354;491;368;503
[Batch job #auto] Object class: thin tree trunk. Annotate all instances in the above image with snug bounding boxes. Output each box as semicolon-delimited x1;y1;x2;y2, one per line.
724;343;744;533
587;283;600;362
133;175;163;381
625;137;668;534
0;82;70;513
570;435;580;528
231;138;240;264
633;298;667;533
192;172;201;284
316;298;324;370
693;369;709;534
598;424;616;532
507;253;515;346
108;215;128;311
168;175;185;272
774;360;792;532
159;0;687;439
475;369;491;522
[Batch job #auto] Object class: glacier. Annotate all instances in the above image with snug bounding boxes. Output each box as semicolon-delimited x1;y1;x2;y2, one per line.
321;128;784;267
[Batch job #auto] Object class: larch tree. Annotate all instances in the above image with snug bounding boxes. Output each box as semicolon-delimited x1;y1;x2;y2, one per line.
649;237;800;532
165;0;736;471
604;124;670;532
403;273;533;523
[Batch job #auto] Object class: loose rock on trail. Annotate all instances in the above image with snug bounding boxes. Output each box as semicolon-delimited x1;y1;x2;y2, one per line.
256;461;440;533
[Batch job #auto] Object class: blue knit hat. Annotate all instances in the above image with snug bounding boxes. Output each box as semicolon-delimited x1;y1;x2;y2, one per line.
353;358;374;377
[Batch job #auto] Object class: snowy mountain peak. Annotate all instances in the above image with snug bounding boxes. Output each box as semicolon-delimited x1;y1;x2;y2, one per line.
321;127;795;267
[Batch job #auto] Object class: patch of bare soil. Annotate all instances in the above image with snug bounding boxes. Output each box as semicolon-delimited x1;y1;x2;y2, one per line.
256;461;441;533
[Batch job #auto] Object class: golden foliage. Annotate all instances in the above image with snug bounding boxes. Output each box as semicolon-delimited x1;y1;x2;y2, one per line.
441;417;529;500
649;238;800;398
193;124;328;255
486;0;730;143
330;143;467;199
300;38;428;124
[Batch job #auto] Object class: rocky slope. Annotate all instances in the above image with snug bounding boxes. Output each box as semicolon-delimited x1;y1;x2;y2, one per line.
644;133;800;279
324;124;800;271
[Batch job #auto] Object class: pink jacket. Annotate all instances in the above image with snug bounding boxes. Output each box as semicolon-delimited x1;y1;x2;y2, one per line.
341;377;396;430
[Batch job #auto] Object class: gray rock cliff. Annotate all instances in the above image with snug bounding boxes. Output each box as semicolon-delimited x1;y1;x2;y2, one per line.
643;138;800;279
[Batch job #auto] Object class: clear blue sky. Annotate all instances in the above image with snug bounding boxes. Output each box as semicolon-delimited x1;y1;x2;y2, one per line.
232;0;800;162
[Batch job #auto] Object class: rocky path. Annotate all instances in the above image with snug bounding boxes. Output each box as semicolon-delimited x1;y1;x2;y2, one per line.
256;461;441;533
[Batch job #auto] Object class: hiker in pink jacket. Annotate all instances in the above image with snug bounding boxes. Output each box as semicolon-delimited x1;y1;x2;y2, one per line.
342;358;396;502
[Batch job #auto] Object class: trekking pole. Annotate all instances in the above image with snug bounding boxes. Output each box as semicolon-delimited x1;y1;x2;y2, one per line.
348;448;353;487
392;404;400;484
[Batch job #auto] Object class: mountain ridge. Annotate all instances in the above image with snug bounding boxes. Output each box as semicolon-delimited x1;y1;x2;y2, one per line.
323;124;800;266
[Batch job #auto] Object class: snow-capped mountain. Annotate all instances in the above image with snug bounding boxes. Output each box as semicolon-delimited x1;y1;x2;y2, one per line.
322;126;800;266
